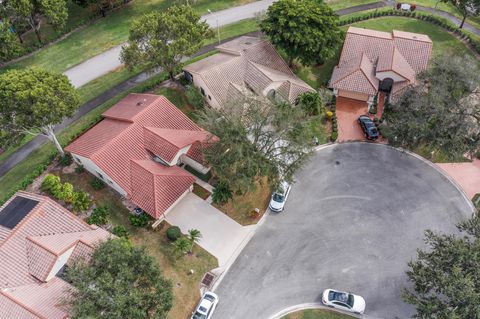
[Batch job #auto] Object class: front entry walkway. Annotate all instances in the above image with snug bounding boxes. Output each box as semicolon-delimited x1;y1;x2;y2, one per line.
166;193;254;267
437;159;480;199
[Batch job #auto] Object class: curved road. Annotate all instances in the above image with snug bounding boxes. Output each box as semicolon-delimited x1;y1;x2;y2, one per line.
212;143;473;319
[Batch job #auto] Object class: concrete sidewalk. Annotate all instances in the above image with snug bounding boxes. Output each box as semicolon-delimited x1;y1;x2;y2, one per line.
437;159;480;199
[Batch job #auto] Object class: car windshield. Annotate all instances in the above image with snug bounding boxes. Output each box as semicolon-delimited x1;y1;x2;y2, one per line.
330;291;355;307
204;294;215;302
192;311;207;319
273;193;285;203
369;127;378;134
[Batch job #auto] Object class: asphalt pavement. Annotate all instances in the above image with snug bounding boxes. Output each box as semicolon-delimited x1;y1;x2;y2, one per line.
212;143;473;319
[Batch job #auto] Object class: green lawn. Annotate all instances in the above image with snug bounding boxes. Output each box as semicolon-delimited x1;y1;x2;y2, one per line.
0;18;256;166
412;0;480;30
3;0;255;74
295;16;478;90
282;309;354;319
326;0;379;11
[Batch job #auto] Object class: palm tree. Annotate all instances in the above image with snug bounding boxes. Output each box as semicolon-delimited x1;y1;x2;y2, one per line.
174;237;192;256
187;229;202;253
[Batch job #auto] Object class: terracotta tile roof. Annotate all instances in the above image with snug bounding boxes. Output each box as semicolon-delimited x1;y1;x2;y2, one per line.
102;93;160;122
331;53;379;95
66;94;214;218
130;160;196;218
0;191;110;319
330;27;432;96
184;36;313;106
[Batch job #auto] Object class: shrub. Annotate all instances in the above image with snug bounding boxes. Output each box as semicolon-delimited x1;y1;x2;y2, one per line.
296;92;324;116
325;111;333;120
41;174;62;194
166;226;182;241
185;85;205;109
211;181;233;205
74;165;85;174
71;191;92;212
90;177;105;190
129;213;149;227
59;154;72;166
396;3;401;9
56;182;75;202
331;131;338;142
87;206;109;225
112;225;130;239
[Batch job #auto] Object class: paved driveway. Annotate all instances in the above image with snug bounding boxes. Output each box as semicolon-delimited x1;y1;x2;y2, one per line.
166;192;254;267
336;97;368;142
213;143;473;319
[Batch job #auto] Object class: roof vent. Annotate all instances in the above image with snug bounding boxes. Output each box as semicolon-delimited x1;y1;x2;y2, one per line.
244;42;252;45
137;98;147;106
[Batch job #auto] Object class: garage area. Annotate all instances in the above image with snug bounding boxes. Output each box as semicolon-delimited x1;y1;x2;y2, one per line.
166;192;254;267
212;143;473;319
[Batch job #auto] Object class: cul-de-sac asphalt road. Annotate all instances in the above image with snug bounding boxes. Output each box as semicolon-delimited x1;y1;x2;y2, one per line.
212;143;474;319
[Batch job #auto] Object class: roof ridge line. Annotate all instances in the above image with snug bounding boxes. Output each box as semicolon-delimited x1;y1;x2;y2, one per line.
0;290;49;319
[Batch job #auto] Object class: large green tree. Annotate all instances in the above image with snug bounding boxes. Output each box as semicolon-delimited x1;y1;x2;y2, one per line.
0;67;79;156
8;0;68;43
260;0;343;66
404;213;480;318
0;19;21;64
121;5;212;80
442;0;480;28
65;238;173;319
381;54;480;159
199;97;313;193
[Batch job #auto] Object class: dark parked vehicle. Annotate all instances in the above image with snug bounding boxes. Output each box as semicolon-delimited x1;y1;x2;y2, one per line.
358;115;379;140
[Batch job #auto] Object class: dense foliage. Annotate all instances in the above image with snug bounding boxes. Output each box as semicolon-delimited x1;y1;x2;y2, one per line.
260;0;343;66
121;5;213;80
404;214;480;318
200;97;313;193
0;68;79;156
382;54;480;159
65;238;173;319
86;206;109;225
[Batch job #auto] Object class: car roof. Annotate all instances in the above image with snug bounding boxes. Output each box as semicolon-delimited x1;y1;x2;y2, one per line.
198;298;213;312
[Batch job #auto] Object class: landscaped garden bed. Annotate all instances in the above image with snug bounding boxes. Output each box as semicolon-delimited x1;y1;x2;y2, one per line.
28;165;218;319
193;183;211;200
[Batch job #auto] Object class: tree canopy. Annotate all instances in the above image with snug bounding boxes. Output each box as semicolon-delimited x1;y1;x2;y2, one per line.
381;54;480;159
442;0;480;28
65;238;173;319
121;5;212;80
7;0;68;43
404;213;480;318
260;0;343;66
0;67;79;156
199;97;313;193
0;19;21;64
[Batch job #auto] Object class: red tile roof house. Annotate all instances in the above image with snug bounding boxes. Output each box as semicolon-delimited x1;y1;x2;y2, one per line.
65;93;215;225
0;191;111;319
183;36;315;109
329;27;433;111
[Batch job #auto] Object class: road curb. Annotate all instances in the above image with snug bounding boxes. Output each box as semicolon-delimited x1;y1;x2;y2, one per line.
339;142;476;214
268;302;383;319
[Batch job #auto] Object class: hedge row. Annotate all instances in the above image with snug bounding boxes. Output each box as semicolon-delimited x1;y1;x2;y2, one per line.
0;71;169;206
330;103;338;142
339;9;480;55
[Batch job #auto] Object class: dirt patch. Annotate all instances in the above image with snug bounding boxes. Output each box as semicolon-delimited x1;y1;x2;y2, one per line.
214;176;271;225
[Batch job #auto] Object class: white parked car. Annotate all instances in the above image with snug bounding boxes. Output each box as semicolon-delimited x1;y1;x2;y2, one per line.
322;289;366;314
191;291;219;319
268;181;291;212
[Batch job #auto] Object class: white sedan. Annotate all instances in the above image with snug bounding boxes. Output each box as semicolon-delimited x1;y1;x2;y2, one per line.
191;291;219;319
268;181;291;212
322;289;366;314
